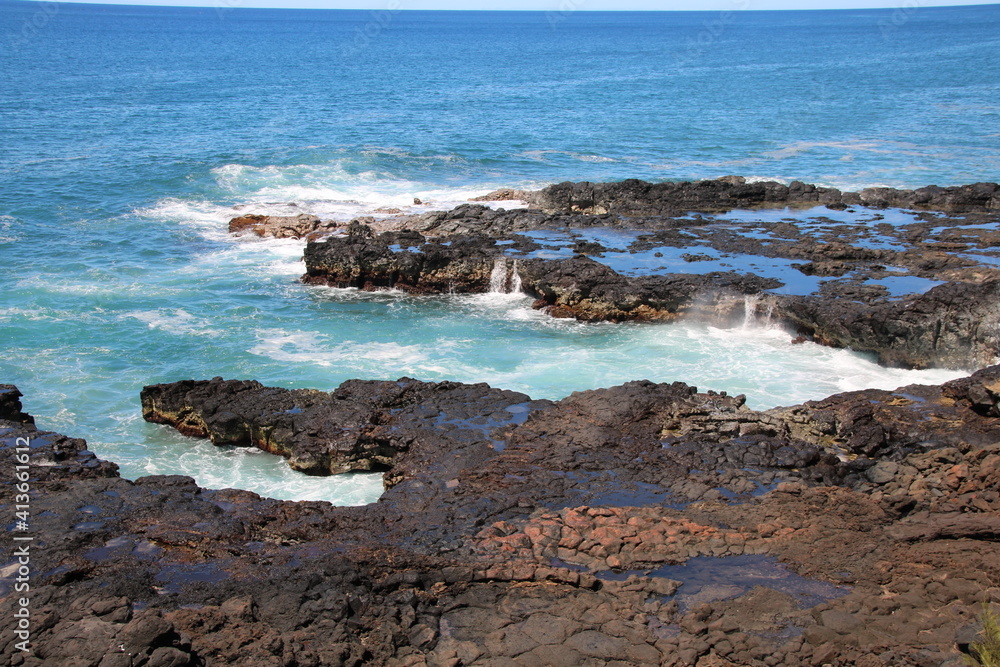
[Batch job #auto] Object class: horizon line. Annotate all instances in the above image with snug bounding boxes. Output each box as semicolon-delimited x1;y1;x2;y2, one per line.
15;0;1000;12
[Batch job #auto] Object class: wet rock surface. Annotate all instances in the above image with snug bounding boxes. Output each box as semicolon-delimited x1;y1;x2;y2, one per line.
140;376;548;480
4;368;1000;666
0;385;33;424
221;177;1000;368
300;202;1000;366
229;213;339;239
230;177;1000;240
528;177;1000;216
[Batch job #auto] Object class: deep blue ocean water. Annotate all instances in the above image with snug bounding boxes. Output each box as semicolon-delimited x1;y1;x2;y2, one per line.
1;1;997;502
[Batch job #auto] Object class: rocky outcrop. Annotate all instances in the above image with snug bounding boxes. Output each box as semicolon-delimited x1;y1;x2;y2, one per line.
141;376;548;481
469;187;534;202
302;228;503;293
300;224;1000;366
297;183;1000;369
6;368;1000;665
0;384;33;424
530;176;1000;216
228;178;1000;242
775;279;1000;368
520;255;780;323
302;227;786;323
228;212;337;239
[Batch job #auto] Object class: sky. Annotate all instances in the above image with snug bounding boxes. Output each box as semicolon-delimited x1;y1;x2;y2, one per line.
26;0;1000;11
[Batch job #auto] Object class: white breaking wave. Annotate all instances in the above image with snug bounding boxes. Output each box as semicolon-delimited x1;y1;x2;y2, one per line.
741;294;775;329
138;428;384;504
210;161;538;220
138;166;544;251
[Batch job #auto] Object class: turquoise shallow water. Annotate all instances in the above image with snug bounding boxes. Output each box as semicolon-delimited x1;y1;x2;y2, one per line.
1;1;996;502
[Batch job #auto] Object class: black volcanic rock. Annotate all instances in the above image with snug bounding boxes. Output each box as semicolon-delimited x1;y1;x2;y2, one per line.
141;376;547;480
529;177;836;216
0;384;33;424
230;179;1000;242
302;231;782;324
295;182;1000;369
776;279;1000;368
517;255;780;323
5;369;1000;665
529;177;1000;216
303;231;502;293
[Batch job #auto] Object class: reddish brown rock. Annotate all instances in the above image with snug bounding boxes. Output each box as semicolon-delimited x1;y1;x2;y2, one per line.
228;212;336;239
4;368;1000;665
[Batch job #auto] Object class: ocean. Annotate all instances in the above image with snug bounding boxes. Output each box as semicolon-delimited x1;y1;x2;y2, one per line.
1;0;997;502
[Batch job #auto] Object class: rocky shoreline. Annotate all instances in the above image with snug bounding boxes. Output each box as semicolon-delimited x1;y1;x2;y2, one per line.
229;177;1000;240
3;177;999;667
3;368;1000;666
276;178;1000;369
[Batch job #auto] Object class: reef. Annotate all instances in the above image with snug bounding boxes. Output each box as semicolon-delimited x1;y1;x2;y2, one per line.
300;226;999;370
526;177;1000;216
219;178;1000;368
3;369;1000;666
230;177;1000;239
238;178;1000;369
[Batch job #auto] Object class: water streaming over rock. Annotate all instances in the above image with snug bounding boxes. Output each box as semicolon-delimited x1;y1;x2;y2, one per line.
488;257;522;295
742;295;775;329
489;257;508;294
742;295;761;328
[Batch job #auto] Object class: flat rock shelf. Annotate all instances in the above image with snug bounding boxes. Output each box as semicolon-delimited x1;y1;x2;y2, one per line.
259;177;1000;370
2;365;999;666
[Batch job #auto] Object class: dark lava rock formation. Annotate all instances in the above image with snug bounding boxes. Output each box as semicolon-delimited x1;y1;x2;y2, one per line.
140;377;549;480
224;177;1000;368
300;215;1000;368
302;227;779;324
777;279;1000;369
527;177;1000;216
229;177;1000;239
5;370;1000;666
